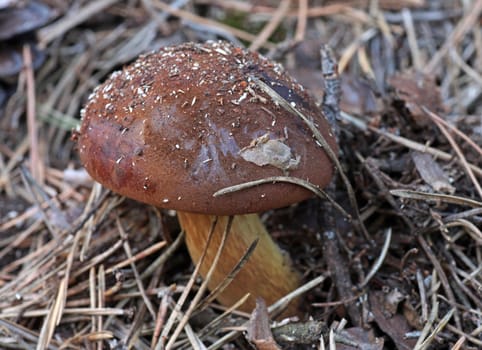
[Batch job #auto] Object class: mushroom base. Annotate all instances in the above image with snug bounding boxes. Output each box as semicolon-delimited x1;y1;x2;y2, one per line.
178;212;301;316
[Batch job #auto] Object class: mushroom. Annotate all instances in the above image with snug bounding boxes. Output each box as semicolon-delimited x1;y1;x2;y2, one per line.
77;41;337;315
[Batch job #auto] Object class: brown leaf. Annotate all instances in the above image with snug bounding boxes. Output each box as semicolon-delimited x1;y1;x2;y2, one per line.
335;327;385;350
246;298;281;350
340;75;383;116
388;72;445;126
412;151;455;194
403;299;425;330
369;291;417;350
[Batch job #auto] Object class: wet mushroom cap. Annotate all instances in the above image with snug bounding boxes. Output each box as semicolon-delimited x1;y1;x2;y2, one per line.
78;41;337;215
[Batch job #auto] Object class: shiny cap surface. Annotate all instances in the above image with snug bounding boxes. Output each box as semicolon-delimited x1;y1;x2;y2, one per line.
78;41;337;215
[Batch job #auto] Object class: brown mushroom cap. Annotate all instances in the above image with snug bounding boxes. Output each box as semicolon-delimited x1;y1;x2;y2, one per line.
78;41;337;215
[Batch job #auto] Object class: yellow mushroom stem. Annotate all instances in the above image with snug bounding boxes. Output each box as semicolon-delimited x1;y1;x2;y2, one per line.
177;211;301;316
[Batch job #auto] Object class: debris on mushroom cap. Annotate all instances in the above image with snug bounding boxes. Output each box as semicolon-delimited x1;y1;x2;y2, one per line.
77;41;338;215
239;133;301;171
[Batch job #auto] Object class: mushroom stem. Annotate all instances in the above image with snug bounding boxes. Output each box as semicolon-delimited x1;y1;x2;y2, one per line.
177;212;301;316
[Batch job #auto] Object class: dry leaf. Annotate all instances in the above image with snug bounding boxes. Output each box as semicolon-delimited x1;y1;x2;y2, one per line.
412;151;455;194
335;327;385;350
246;298;281;350
388;72;445;126
369;291;417;350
